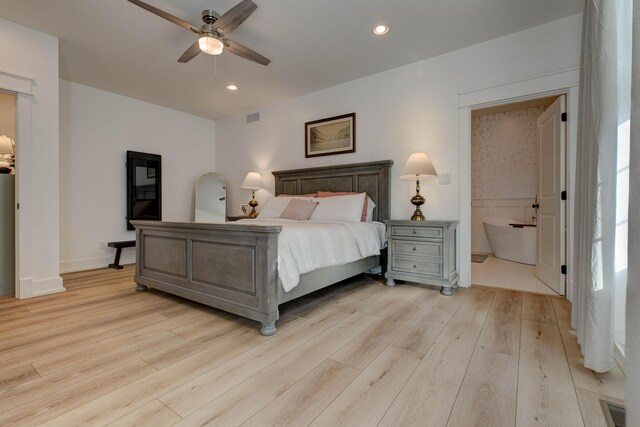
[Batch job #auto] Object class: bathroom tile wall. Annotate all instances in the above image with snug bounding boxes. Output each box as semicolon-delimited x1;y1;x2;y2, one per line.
0;92;14;139
472;105;546;199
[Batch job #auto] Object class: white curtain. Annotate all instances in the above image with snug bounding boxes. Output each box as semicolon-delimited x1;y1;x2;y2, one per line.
626;0;640;423
572;0;621;373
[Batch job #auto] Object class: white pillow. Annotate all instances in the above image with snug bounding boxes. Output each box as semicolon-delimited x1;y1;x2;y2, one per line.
258;196;313;219
366;197;376;221
310;193;366;222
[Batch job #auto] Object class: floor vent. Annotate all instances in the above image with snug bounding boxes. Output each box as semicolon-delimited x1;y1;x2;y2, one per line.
600;399;626;427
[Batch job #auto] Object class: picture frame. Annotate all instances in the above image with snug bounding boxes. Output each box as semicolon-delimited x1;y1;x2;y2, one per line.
305;113;356;158
240;204;250;215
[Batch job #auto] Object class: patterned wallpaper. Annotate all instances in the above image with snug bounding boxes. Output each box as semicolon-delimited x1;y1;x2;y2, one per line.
471;106;546;199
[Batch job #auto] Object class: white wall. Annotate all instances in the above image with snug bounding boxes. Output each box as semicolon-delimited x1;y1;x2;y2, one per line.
59;80;215;272
0;17;62;296
215;15;582;225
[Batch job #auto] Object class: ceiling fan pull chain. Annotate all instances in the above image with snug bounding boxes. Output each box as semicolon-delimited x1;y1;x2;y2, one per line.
213;55;217;78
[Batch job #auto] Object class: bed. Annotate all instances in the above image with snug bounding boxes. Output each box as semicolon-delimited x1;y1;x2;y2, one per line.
132;160;393;335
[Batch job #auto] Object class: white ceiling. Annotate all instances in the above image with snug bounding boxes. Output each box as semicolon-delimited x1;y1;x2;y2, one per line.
0;0;583;120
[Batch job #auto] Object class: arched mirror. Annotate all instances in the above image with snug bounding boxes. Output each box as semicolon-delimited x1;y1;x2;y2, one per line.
195;172;226;222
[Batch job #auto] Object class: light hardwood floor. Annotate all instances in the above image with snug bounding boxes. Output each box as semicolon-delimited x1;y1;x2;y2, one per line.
0;266;625;426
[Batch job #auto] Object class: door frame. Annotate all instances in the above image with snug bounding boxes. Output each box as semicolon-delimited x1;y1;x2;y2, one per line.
458;68;579;300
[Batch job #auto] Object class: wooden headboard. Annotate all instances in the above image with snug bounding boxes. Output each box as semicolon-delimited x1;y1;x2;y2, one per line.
272;160;393;221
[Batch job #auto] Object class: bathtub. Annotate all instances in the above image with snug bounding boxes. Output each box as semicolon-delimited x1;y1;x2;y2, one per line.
482;216;536;265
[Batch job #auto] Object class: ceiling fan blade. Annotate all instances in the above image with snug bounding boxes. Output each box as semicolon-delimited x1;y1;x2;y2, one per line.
224;38;270;66
127;0;200;34
214;0;257;35
178;41;202;63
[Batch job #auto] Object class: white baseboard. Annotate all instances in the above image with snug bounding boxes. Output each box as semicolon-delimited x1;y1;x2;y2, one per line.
59;252;136;274
32;276;65;297
17;277;32;299
18;276;66;299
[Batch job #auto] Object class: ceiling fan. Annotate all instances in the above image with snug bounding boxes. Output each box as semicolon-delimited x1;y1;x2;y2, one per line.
127;0;270;66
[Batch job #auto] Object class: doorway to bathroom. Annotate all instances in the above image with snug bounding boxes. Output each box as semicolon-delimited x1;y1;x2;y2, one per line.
470;95;566;295
0;90;16;298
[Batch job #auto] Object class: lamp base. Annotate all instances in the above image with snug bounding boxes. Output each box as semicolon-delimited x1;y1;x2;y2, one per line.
411;208;425;221
248;192;259;218
409;190;426;221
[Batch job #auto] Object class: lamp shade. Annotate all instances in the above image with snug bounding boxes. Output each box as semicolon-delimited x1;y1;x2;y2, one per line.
198;35;224;55
399;152;437;180
0;135;15;156
241;172;264;190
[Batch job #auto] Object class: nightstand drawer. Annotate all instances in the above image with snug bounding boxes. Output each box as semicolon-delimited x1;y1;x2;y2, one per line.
392;240;443;258
391;226;443;239
392;256;443;276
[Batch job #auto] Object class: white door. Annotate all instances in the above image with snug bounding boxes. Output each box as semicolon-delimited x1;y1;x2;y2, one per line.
535;96;566;295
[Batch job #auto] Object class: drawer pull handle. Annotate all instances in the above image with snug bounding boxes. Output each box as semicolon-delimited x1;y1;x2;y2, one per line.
413;265;417;268
412;230;417;234
412;247;417;251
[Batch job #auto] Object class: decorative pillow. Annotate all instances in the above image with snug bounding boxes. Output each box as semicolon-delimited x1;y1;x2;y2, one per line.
258;196;313;219
276;193;317;197
279;199;319;220
310;193;366;222
316;191;375;221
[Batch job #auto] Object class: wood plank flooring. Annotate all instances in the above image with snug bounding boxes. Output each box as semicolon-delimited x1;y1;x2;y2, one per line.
0;266;625;426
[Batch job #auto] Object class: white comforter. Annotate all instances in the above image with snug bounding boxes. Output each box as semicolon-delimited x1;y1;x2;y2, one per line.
234;219;386;292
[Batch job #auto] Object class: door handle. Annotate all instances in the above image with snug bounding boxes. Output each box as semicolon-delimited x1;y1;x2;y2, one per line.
531;203;539;209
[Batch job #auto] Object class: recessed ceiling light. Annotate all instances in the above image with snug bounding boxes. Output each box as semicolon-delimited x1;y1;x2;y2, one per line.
226;84;238;91
372;24;389;36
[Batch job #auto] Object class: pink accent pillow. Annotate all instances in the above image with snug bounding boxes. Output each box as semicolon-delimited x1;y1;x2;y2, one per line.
316;191;368;222
279;199;319;220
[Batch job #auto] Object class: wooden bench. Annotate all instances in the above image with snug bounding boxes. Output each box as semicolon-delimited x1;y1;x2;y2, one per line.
108;240;136;269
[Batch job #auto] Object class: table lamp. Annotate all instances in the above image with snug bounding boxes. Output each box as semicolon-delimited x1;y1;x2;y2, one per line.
399;152;438;221
241;172;264;218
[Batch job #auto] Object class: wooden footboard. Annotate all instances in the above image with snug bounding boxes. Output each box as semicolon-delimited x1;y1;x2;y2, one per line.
131;220;282;335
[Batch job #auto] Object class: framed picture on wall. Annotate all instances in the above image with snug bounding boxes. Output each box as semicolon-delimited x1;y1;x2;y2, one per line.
305;113;356;158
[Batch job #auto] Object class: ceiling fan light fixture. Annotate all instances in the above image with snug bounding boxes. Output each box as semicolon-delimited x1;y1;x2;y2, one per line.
198;34;224;55
372;24;390;35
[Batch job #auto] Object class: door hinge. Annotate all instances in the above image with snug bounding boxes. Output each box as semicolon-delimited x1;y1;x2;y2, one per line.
16;203;19;210
561;191;567;200
561;265;567;275
561;112;567;122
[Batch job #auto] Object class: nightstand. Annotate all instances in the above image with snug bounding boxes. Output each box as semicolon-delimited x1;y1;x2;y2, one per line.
227;215;252;221
384;220;459;295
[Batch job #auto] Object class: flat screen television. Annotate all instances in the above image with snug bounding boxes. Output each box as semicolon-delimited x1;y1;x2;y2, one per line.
126;151;161;230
